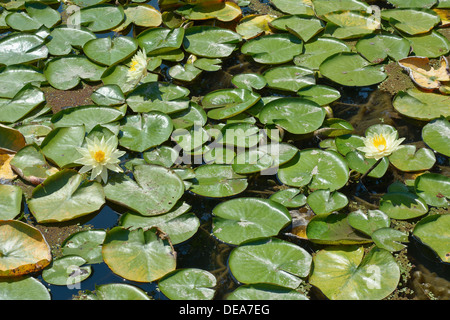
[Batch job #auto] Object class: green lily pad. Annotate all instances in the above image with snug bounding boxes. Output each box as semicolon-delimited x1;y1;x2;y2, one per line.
0;85;45;124
119;201;199;245
42;255;91;286
44;56;106;91
9;144;58;185
158;268;216;300
307;189;348;215
212;197;291;245
183;26;241;58
27;169;106;223
0;124;26;153
119;112;173;153
388;145;436;172
271;0;315;15
322;11;379;39
278;149;349;191
356;33;411;63
5;2;60;31
381;8;440;35
67;4;125;32
193;58;222;72
104;164;185;216
402;30;450;58
371;228;409;252
320;52;387;87
387;0;437;8
269;188;306;208
306;212;372;245
0;185;22;220
297;85;341;106
312;0;370;16
83;36;138;66
0;276;50;300
379;191;428;220
0;65;45;99
231;73;267;91
345;150;390;178
61;229;106;264
189;164;248;198
170;102;207;130
114;3;162;31
392;88;450;120
137;27;184;55
172;126;209;152
335;134;365;156
202;88;260;120
259;98;326;135
241;33;303;64
422;118;450;157
0;33;48;66
347;209;391;237
414;173;450;207
169;63;202;82
228;238;312;289
46;25;96;56
102;226;176;282
126;81;190;114
226;283;308;300
92;283;151;300
413;214;450;263
91;84;125;106
294;37;350;71
309;246;400;300
270;14;325;42
176;1;241;22
143;146;179;168
263;65;315;92
40;126;85;168
0;220;52;277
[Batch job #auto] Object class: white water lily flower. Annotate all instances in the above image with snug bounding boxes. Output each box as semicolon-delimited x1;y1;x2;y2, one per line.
357;129;405;160
75;136;126;183
126;49;148;85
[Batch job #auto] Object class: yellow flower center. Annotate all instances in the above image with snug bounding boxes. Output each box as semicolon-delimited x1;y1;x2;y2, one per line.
372;134;387;151
93;150;106;163
130;60;138;72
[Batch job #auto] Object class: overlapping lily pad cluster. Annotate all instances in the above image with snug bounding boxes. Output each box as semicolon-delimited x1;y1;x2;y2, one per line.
0;0;449;300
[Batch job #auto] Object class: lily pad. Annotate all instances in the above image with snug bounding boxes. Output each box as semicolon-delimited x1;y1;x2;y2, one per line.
137;27;185;55
119;112;173;153
176;1;241;22
202;88;260;120
228;237;312;289
392;88;450;120
27;169;106;223
67;4;125;32
381;8;440;35
0;185;22;220
104;164;185;216
269;188;306;208
0;85;45;124
309;246;400;300
259;98;326;135
44;56;106;91
306;189;348;215
114;4;162;31
189;164;248;198
46;26;96;56
183;26;241;58
297;85;341;106
0;220;51;277
270;15;325;42
312;0;370;17
83;36;138;66
387;0;437;8
345;150;390;178
42;255;91;286
212;197;291;245
61;229;106;264
5;2;60;31
0;124;26;153
92;283;151;300
277;149;349;191
356;33;411;63
379;191;428;220
402;30;450;58
226;283;308;300
320;52;387;87
271;0;315;15
143;146;179;168
322;11;379;39
91;85;125;106
422;118;450;157
158;268;216;300
413;214;450;263
263;65;315;92
414;173;450;207
0;276;50;300
241;33;303;64
371;228;409;252
235;14;276;39
232;73;267;91
388;145;436;172
0;65;45;99
347;209;391;237
0;33;48;66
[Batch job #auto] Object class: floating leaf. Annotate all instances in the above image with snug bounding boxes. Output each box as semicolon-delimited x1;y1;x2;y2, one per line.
236;14;276;39
228;238;312;289
356;33;411;64
0;276;51;300
392;88;450;120
0;124;26;153
320;52;387;87
212;197;291;245
0;220;51;277
119;112;173;153
158;268;216;300
306;189;348;215
263;65;315;92
422;118;450;157
278;149;349;191
388;145;436;172
67;4;125;32
104;164;185;216
322;11;379;39
0;85;45;124
312;0;370;17
309;246;400;300
269;188;306;208
387;0;437;8
414;173;449;207
183;26;241;58
42;255;91;286
46;26;96;56
91;85;125;106
270;15;325;42
402;30;450;58
137;27;185;55
83;36;138;66
114;4;162;31
27;169;106;223
0;185;22;220
226;283;308;300
259;98;326;135
413;214;450;263
0;65;45;99
297;85;341;106
381;8;440;35
189;164;248;198
102;226;176;282
241;33;303;64
93;283;151;300
232;73;267;91
271;0;315;15
0;33;48;66
347;209;391;237
5;2;60;31
61;229;106;264
202;88;260;120
379;191;428;220
371;228;408;252
176;1;241;22
345;150;390;178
